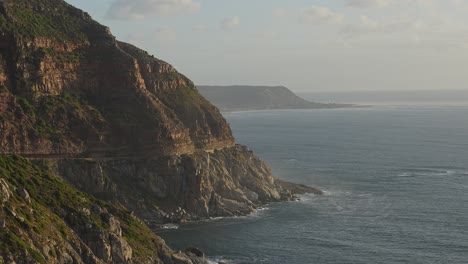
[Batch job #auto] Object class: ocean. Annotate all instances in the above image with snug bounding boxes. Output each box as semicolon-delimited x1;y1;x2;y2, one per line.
159;105;468;264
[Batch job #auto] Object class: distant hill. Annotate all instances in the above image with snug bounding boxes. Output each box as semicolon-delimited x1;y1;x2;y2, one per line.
197;85;353;111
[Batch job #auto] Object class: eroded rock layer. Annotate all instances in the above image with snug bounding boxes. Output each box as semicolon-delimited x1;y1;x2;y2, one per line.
49;145;304;226
0;0;233;157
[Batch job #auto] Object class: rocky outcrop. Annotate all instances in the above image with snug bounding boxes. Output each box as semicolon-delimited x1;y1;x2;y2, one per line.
77;212;133;263
17;188;31;204
0;155;208;264
275;179;323;196
0;178;12;207
49;145;300;226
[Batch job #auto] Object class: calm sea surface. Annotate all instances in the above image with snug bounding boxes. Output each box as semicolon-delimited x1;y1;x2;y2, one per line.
159;106;468;264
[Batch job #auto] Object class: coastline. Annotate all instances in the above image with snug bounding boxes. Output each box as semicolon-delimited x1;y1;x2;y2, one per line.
150;180;323;228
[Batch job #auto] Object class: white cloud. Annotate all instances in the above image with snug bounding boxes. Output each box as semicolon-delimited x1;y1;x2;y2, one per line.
221;16;240;31
341;16;423;37
347;0;389;8
107;0;200;20
340;13;468;40
300;6;344;25
347;0;435;8
337;13;468;52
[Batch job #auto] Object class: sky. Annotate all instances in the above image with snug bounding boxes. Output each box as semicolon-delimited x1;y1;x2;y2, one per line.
67;0;468;92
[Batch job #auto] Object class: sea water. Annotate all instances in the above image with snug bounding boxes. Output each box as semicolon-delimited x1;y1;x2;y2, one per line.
159;105;468;264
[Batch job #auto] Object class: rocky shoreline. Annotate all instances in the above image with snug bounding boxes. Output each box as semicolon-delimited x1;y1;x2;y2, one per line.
33;145;322;228
155;189;321;229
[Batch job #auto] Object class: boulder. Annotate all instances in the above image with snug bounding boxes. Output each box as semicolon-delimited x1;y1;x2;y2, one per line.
0;178;12;206
17;188;31;204
184;247;205;258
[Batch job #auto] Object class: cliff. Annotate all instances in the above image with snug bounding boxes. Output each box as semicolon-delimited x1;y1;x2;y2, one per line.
0;0;233;157
0;155;207;264
49;145;321;226
197;85;353;111
0;1;320;262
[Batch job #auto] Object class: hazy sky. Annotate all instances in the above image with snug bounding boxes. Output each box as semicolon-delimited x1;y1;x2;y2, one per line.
67;0;468;92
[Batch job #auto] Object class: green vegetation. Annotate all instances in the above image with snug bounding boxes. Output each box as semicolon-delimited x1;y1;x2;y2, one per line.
0;229;45;262
0;155;168;262
14;92;105;138
0;0;90;42
34;47;85;64
167;71;181;81
158;85;223;147
17;97;35;117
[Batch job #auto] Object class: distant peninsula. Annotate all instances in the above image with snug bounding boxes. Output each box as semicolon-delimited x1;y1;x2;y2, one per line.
197;85;353;112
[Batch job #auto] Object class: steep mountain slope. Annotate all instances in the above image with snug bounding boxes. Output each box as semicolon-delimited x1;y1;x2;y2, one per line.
198;85;352;111
0;0;319;238
0;0;233;157
0;155;206;263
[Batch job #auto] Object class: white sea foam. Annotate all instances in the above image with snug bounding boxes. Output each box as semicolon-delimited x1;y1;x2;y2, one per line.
207;257;235;264
240;206;270;219
397;172;412;177
296;190;339;205
160;224;179;230
398;168;464;178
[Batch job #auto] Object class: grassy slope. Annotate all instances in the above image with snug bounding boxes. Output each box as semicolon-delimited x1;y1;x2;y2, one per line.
0;0;92;42
0;155;172;263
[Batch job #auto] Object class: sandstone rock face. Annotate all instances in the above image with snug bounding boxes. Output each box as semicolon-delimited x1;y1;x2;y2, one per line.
0;0;234;157
54;145;295;225
77;214;133;263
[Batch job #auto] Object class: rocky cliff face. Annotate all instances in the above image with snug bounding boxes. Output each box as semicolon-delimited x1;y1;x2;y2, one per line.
47;145;306;226
0;0;233;157
0;155;207;264
0;1;320;262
